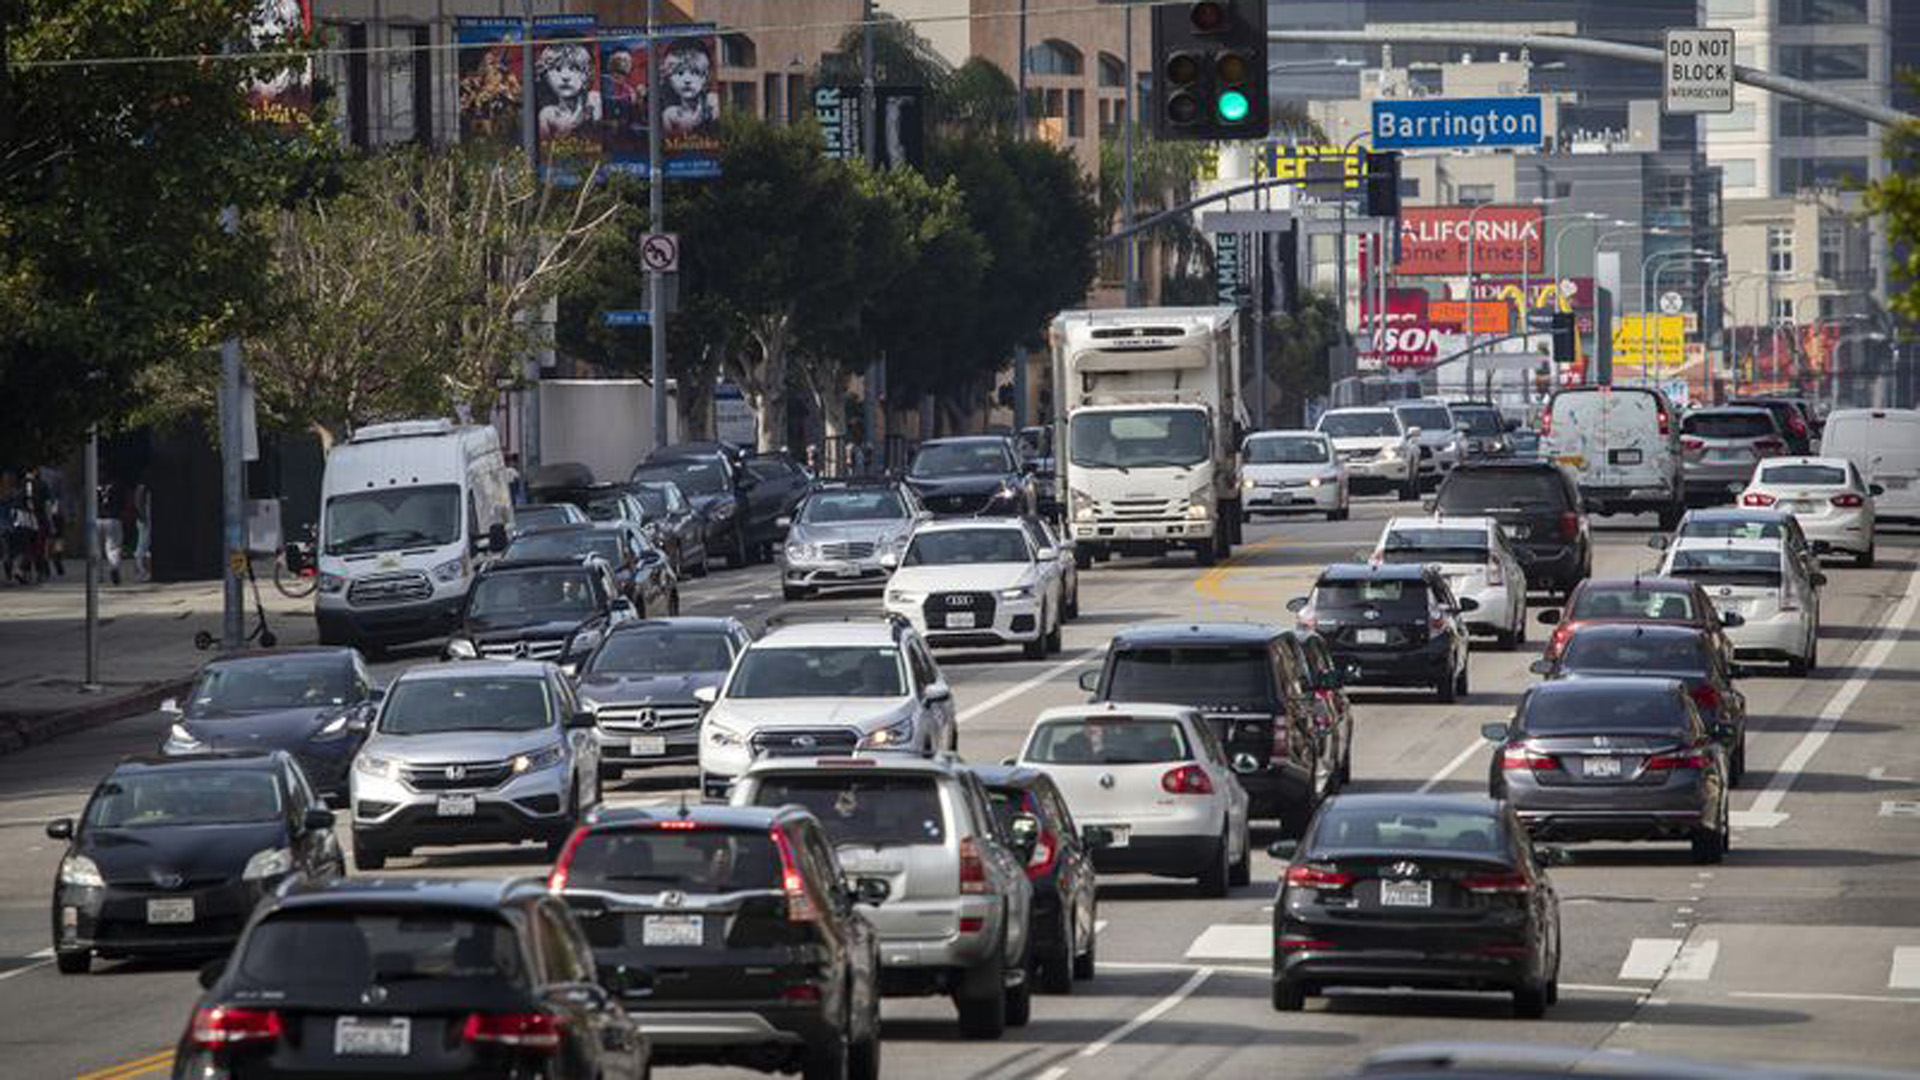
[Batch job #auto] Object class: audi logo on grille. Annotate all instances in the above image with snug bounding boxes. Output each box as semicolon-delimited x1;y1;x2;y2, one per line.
945;595;975;606
445;764;468;781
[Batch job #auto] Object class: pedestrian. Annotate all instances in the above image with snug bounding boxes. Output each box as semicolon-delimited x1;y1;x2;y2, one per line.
95;476;125;586
131;474;153;582
38;462;68;577
0;470;22;584
21;466;52;582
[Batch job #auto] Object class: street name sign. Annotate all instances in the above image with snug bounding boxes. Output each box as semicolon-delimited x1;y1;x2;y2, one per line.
603;310;651;327
1664;28;1735;115
1372;97;1544;150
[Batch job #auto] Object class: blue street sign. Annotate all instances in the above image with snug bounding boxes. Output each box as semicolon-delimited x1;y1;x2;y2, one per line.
1372;97;1545;150
603;310;651;327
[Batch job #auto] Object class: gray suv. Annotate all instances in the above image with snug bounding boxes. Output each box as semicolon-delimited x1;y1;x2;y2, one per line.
1679;406;1786;506
730;754;1036;1039
348;660;602;869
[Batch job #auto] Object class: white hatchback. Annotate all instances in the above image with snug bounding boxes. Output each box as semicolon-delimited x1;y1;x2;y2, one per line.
1740;456;1879;568
1368;516;1530;648
1017;703;1251;898
1658;537;1823;675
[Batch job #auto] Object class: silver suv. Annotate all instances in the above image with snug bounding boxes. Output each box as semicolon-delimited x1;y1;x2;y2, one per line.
729;754;1036;1039
780;480;927;600
348;660;601;869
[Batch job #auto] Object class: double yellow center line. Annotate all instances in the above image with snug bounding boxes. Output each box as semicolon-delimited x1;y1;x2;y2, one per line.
1194;536;1281;603
76;1049;172;1080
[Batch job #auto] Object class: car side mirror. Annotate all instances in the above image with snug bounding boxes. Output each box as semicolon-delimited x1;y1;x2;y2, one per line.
1480;722;1511;742
1720;611;1745;628
1810;572;1828;588
159;697;182;717
45;817;73;841
1267;839;1299;860
487;521;510;554
923;681;952;705
1036;546;1056;562
346;715;371;735
566;710;598;730
612;599;637;619
1870;484;1885;497
775;516;792;530
1537;609;1561;626
1076;670;1101;694
693;685;718;706
1001;756;1018;766
1528;659;1554;676
444;638;478;661
1406;426;1423;438
851;876;892;906
303;807;337;833
198;957;227;990
879;552;899;571
1536;845;1571;868
1646;535;1671;551
1285;596;1308;613
1455;597;1480;613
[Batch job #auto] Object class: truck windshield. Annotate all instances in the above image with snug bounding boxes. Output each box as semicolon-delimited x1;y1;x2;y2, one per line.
324;484;461;555
1069;409;1209;469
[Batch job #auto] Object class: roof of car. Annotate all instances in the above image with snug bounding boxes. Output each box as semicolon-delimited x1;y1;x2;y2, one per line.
1032;702;1200;724
1756;455;1852;469
393;659;556;681
197;647;357;669
1321;406;1395;415
1684;507;1793;523
1668;536;1786;553
484;557;604;574
1685;405;1773;416
918;435;1012;447
584;804;792;831
1448;458;1564;473
271;876;550;914
962;764;1054;790
1317;562;1433;583
1385;515;1497;533
1526;675;1687;699
754;620;903;648
739;753;963;778
1109;621;1283;647
912;518;1028;534
1318;792;1501;816
604;616;741;635
113;750;285;773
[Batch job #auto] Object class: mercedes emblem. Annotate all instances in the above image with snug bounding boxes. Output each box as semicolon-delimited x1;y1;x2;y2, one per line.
636;709;656;731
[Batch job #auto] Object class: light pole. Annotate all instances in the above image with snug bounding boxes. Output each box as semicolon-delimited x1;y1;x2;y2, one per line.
1650;252;1722;387
1591;226;1675;381
1638;247;1710;386
1462;201;1500;394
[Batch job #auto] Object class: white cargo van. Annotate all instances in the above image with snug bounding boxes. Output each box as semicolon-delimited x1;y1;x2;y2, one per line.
313;420;514;650
1821;408;1920;524
1543;386;1683;527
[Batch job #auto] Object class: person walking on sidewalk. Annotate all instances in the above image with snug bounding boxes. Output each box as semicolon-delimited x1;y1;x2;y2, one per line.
39;462;68;578
95;477;126;586
21;466;52;583
127;475;152;582
0;470;25;585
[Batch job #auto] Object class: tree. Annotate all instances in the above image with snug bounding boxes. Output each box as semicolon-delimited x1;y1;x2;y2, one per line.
938;58;1018;138
1864;74;1920;327
1260;293;1341;424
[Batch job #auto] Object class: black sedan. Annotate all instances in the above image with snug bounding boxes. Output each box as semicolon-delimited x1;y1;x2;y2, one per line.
1270;793;1562;1018
970;764;1100;992
504;522;679;618
902;436;1036;518
175;877;648;1080
159;648;379;802
631;479;710;578
49;751;343;974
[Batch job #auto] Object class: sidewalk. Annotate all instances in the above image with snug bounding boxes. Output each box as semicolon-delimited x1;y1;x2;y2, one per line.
0;575;317;752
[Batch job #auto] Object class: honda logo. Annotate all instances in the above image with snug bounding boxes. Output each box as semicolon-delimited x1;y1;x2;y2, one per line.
445;764;468;781
1387;861;1422;879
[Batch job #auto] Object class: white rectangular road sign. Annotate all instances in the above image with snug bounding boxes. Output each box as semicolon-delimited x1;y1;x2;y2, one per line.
1664;28;1735;115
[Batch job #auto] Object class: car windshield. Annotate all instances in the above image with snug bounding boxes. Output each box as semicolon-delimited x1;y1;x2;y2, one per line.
1453;408;1504;436
560;829;778;892
467;570;597;622
1439;470;1565;512
1380;527;1489;564
1245;436;1329;464
380;678;551;734
911;442;1012;477
505;531;621;565
87;769;282;829
235;912;524;991
1396;405;1452;433
588;629;734;675
1666;549;1783;588
728;646;905;699
1310;806;1504;854
1026;719;1190;765
635;460;728;496
1683;412;1776;439
1318;412;1400;438
1680;518;1784;543
189;656;353;714
1562;633;1710;675
748;775;947;847
1761;464;1848;487
904;529;1030;566
324;484;461;555
1521;688;1689;734
514;504;581;531
1313;579;1431;615
1068;409;1210;469
1569;587;1697;621
1507;431;1541;452
1105;646;1272;711
802;490;907;524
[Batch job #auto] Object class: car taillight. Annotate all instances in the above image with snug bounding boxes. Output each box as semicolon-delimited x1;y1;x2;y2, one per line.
546;825;590;891
1689;684;1721;714
1645;750;1713;770
1545;624;1573;658
1277;935;1333;951
1161;764;1215;795
780;985;823;1003
1658;409;1671;436
1559;511;1579;542
771;827;820;922
1831;492;1865;508
958;837;990;894
1742;492;1777;507
1486;559;1504;587
1461;870;1532;894
189;1006;284;1049
1284;864;1354;889
462;1011;563;1052
1540;410;1553;436
1681;437;1706;452
1501;746;1559;771
1429;614;1450;632
1788;414;1808;436
1753;438;1785;455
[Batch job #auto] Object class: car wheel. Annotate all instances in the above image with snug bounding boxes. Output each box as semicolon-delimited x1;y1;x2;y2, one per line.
1336;744;1354;787
782;584;807;602
802;1024;850;1080
689;551;709;578
1399;474;1420;501
668;589;681;616
1228;823;1252;887
1435;667;1458;704
1064;584;1080;620
1197;828;1231;897
1074;547;1093;571
1513;980;1550;1019
1073;915;1097;980
1691;817;1728;865
850;997;881;1080
1022;631;1047;660
1039;914;1075;994
54;949;90;975
1005;961;1033;1028
1858;544;1876;569
1271;977;1306;1012
1513;612;1528;647
598;763;624;784
1328;505;1349;522
1732;737;1747;787
954;958;1007;1039
1490;625;1514;651
1045;614;1063;656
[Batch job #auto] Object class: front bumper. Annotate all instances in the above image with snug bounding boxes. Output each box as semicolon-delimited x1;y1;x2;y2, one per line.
595;726;699;769
1070;517;1216;545
351;766;575;850
55;879;269;957
1245;483;1341;514
1340;455;1409;482
891;595;1045;649
784;559;891;593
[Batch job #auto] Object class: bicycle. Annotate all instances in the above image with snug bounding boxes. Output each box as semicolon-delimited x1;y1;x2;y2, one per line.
273;524;318;599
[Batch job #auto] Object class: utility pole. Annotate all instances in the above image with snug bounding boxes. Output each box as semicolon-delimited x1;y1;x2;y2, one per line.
862;0;883;469
647;0;670;449
219;207;245;651
1011;0;1030;430
520;0;543;468
1123;4;1139;306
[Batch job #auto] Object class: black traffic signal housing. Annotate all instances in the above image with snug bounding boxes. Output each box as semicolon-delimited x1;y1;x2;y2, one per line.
1272;217;1302;316
1364;151;1401;218
1152;1;1269;141
1550;312;1578;366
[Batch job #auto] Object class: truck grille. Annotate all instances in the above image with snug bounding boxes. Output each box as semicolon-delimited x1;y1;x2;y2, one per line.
347;572;432;607
820;540;878;560
750;728;861;757
1098;498;1180;519
595;703;703;732
404;760;514;791
478;638;567;661
925;592;997;630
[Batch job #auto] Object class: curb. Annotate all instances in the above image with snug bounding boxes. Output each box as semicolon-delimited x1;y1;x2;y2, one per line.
0;679;193;756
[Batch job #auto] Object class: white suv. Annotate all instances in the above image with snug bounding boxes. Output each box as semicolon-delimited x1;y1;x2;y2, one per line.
697;619;958;799
884;520;1065;659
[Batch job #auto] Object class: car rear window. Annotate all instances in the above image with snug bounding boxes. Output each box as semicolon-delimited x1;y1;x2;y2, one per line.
1396;405;1453;433
1683;412;1775;439
1568;587;1696;621
235;912;525;991
1309;807;1503;854
1312;579;1431;614
1452;408;1504;436
1319;411;1399;438
1679;517;1783;542
1437;469;1566;513
561;828;778;892
1026;719;1191;765
1666;548;1783;588
1245;436;1329;464
748;774;946;847
1760;464;1847;486
1562;633;1709;675
1104;646;1273;712
1380;527;1489;564
1520;687;1689;734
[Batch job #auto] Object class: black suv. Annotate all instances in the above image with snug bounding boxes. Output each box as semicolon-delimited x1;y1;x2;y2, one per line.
1079;622;1324;826
551;805;885;1080
967;764;1099;993
633;443;767;569
903;436;1036;518
503;523;678;618
175;877;648;1080
1290;564;1474;703
1435;460;1592;595
445;558;636;670
1727;396;1815;454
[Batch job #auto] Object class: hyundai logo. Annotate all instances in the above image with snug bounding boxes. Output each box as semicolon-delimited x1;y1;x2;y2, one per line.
445;764;468;781
1387;861;1422;879
1363;609;1381;621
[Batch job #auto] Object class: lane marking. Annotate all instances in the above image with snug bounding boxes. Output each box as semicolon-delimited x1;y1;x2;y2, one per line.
1097;960;1268;976
956;650;1098;725
1668;939;1719;981
1183;924;1270;961
1560;982;1651;996
1094;919;1108;935
1731;991;1920;1006
1618;938;1684;981
1193;537;1284;604
0;959;48;982
1891;946;1920;990
1868;766;1917;783
1417;739;1488;794
1076;966;1212;1060
75;1050;174;1080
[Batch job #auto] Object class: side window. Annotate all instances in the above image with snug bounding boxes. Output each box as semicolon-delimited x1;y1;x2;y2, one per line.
1190;718;1227;766
909;641;939;690
536;902;593;984
551;677;577;719
800;823;843;899
467;493;481;547
961;777;1000;842
1039;781;1077;836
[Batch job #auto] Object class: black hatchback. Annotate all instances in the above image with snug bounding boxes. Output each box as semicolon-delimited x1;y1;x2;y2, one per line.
1435;461;1591;595
550;805;886;1080
1290;565;1474;703
173;877;648;1080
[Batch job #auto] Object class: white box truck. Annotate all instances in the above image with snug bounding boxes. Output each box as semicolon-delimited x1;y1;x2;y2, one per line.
1049;307;1245;568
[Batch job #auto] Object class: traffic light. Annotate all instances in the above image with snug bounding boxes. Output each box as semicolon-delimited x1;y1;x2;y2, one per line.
1272;217;1302;315
1152;1;1269;141
1550;312;1578;367
1364;151;1401;218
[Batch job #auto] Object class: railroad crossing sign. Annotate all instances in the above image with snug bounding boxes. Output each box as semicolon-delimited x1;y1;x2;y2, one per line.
641;233;680;274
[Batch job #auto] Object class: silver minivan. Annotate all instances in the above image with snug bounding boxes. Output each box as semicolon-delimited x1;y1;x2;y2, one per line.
1544;386;1684;526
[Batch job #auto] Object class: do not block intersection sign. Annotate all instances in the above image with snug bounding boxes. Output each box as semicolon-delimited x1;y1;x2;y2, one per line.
1664;28;1735;115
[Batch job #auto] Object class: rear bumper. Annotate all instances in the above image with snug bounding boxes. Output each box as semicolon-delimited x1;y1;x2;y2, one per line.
1728;613;1809;659
1088;833;1223;877
315;596;465;647
1515;808;1705;841
1798;514;1872;553
1278;951;1533;993
629;1006;817;1049
1579;483;1677;513
1329;637;1455;687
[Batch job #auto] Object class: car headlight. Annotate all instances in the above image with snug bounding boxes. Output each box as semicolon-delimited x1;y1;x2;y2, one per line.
785;541;816;562
317;573;346;595
1071;490;1095;522
242;847;294;881
705;721;744;749
1379;446;1401;462
317;712;352;737
511;745;566;774
1443;441;1460;454
1307;476;1324;488
1000;584;1035;601
860;715;917;749
887;589;922;606
354;753;395;779
431;557;466;584
445;638;478;660
165;723;202;752
1242;477;1256;490
58;855;104;889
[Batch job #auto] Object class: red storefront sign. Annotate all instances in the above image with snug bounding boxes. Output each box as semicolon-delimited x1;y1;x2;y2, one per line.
1396;206;1544;276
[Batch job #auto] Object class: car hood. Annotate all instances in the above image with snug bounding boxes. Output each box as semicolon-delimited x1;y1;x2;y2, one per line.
789;521;911;547
465;618;588;642
904;474;1015;496
577;671;724;708
889;563;1033;592
1244;463;1337;481
1325;435;1403;451
364;728;563;762
709;697;915;733
181;706;350;749
79;821;288;887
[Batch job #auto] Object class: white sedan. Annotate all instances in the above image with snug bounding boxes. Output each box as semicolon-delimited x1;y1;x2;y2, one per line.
1739;455;1879;568
884;519;1064;658
1241;430;1350;521
1368;515;1530;648
1659;536;1823;675
1017;703;1251;898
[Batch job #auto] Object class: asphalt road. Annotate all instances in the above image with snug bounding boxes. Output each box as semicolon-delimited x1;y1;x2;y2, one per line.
3;496;1917;1079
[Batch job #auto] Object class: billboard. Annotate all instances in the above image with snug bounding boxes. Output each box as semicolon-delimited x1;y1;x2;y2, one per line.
655;26;722;178
246;0;314;123
1613;315;1688;370
1258;143;1364;206
457;18;528;147
1395;207;1543;277
815;86;926;170
1372;97;1544;150
534;15;602;180
1427;300;1513;336
1468;276;1594;312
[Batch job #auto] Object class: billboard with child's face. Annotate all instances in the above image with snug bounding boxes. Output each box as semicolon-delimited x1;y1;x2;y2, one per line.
533;15;602;180
596;25;720;179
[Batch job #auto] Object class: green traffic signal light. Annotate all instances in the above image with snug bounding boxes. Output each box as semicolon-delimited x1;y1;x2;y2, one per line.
1216;89;1251;123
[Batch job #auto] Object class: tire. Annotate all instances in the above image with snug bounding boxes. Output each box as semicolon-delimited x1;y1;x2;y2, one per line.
353;844;387;872
1023;632;1047;660
599;763;624;784
1228;825;1252;887
1074;547;1093;571
850;1003;881;1080
1785;648;1809;678
1004;964;1033;1028
55;949;90;975
1195;540;1218;567
668;589;681;616
1513;613;1528;648
1335;745;1354;787
1513;981;1549;1019
1044;615;1063;656
1732;737;1747;788
1491;626;1515;651
1457;661;1471;698
1399;474;1420;501
1039;915;1075;994
1271;977;1305;1012
954;962;1007;1040
1197;829;1231;897
1328;506;1349;522
1691;818;1728;865
802;1025;850;1080
1064;584;1080;620
1073;917;1097;981
1858;544;1876;569
783;584;807;602
688;549;709;578
1435;667;1458;705
1657;500;1683;531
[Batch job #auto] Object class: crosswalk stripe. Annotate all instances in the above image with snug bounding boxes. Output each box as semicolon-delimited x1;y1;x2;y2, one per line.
1618;938;1684;981
1891;947;1920;990
1184;924;1270;961
1668;940;1719;981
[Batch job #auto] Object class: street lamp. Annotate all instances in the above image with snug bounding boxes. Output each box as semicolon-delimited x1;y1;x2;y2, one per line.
1589;226;1677;379
1640;247;1713;386
1462;200;1516;393
1650;252;1722;386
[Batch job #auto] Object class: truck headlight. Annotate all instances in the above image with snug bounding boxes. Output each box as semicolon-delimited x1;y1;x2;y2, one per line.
317;573;346;595
860;715;917;749
431;557;466;583
58;855;104;889
1187;503;1210;520
242;847;294;881
1070;490;1095;522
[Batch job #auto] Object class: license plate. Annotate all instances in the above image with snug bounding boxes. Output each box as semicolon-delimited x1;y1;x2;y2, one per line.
1611;449;1644;466
835;567;863;578
1104;825;1130;848
1380;880;1432;907
1582;756;1623;778
945;611;977;629
629;735;667;757
334;1016;410;1057
1356;628;1389;644
1784;500;1816;514
1884;476;1911;490
436;794;476;817
146;898;194;925
642;914;704;947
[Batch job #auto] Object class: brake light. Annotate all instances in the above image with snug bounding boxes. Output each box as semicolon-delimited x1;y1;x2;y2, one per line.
1501;746;1559;771
958;837;990;894
1429;614;1450;632
1540;409;1553;436
1285;864;1354;889
1753;438;1785;455
770;827;820;922
1689;684;1721;714
1559;512;1579;542
1545;624;1573;658
546;826;590;891
1020;792;1060;878
1658;408;1671;436
1487;559;1504;587
1681;437;1706;452
656;819;702;830
1831;492;1865;508
1461;870;1532;894
1742;492;1777;507
1788;414;1808;436
189;1006;284;1048
1645;750;1713;770
959;916;985;934
1277;936;1333;951
780;985;823;1003
1161;764;1215;795
1297;615;1317;632
462;1011;563;1051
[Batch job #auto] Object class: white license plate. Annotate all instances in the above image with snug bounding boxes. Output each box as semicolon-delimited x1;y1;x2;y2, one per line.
1356;628;1389;644
835;567;863;578
1380;880;1432;907
146;898;194;925
334;1016;410;1057
1883;476;1911;490
1612;449;1644;465
1785;500;1817;513
642;914;704;947
629;735;668;757
436;794;476;817
1582;756;1623;778
945;611;977;629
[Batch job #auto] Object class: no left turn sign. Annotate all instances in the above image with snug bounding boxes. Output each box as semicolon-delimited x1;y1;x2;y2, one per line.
641;233;679;274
